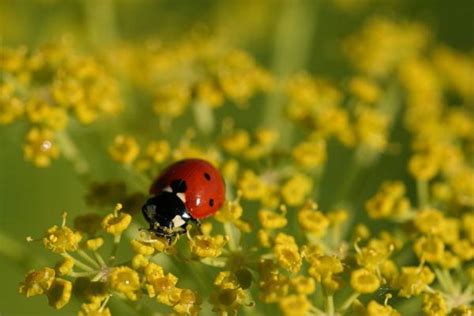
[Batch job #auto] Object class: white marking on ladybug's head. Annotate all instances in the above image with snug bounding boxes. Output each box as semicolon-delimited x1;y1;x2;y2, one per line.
163;186;172;193
171;215;186;228
176;192;186;203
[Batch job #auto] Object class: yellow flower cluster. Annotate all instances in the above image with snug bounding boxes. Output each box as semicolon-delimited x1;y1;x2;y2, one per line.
1;41;123;167
15;10;474;316
365;181;411;219
20;206;204;315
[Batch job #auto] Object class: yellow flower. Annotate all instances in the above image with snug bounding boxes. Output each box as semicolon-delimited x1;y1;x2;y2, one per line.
130;239;155;256
433;46;474;100
23;128;60;167
365;181;410;219
258;209;287;230
343;17;428;77
273;233;302;273
151;237;171;253
25;99;68;131
380;260;399;284
422;292;447;316
85;237;104;251
438;251;460;270
409;154;439;180
153;81;190;118
215;200;244;223
350;268;381;293
144;263;179;304
214;271;240;290
258;259;290;303
356;243;392;271
221;129;250;154
190;234;228;258
366;300;400;316
349;76;381;103
0;83;24;124
221;159;239;184
355;106;388;151
290;275;315;295
354;224;371;240
47;278;72;309
196;79;224;108
43;225;82;253
307;255;343;282
278;295;310;316
108;135;140;164
281;173;313;207
292;140;327;169
285;73;319;108
414;208;446;235
101;204;132;236
257;229;271;247
413;236;445;263
108;266;140;301
55;257;74;276
131;254;149;270
19;267;55;297
173;289;201;316
145;140;170;164
298;205;329;237
238;170;268;201
218;50;272;104
451;239;474;262
393;266;435;298
255;127;279;147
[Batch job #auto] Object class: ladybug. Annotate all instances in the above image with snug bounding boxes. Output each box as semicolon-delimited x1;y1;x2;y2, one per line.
142;158;225;240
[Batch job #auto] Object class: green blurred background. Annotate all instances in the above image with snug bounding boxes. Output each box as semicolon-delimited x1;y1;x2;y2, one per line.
0;0;472;315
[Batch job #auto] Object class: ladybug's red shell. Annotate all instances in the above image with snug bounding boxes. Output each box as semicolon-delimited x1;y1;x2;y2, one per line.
150;159;225;219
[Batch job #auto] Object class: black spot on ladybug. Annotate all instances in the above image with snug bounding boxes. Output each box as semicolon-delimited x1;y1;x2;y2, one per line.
171;179;187;193
204;172;211;181
209;198;214;207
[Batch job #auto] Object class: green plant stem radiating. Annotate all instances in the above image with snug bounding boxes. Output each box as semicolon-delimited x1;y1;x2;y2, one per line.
83;0;118;48
262;0;319;148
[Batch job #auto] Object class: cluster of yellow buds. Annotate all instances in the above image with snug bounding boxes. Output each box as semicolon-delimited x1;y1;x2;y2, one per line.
0;41;123;167
365;181;411;219
10;5;474;316
19;205;203;315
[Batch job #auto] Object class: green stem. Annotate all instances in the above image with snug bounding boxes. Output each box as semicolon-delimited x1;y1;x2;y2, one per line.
94;252;107;267
61;253;96;272
262;0;319;147
77;249;101;269
109;234;121;265
56;131;90;180
417;179;429;208
70;271;97;278
339;292;360;311
193;101;215;135
224;222;239;251
82;0;118;48
326;295;335;316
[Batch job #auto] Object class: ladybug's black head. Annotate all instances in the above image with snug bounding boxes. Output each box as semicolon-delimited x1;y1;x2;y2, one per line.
142;191;191;237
